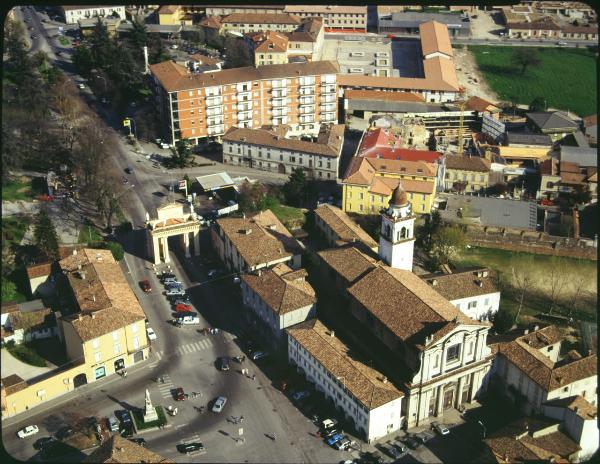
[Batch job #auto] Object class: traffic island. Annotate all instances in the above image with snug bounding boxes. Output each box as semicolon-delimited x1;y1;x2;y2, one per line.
131;406;170;434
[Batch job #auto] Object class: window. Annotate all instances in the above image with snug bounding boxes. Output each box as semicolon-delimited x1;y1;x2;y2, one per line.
112;331;119;341
94;352;101;362
133;336;140;349
114;343;121;354
131;323;138;333
484;298;489;306
468;341;473;355
446;344;460;362
433;353;439;368
92;339;100;349
468;301;477;309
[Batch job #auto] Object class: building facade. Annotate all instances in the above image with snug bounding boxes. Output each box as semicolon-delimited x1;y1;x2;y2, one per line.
61;5;126;24
287;319;404;442
222;124;343;179
378;185;416;271
220;13;302;35
444;155;491;192
283;5;367;32
342;156;438;215
150;60;339;145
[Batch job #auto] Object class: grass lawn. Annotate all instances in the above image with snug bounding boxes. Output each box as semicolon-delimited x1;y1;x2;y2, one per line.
132;406;167;430
469;46;597;117
58;36;70;46
270;202;307;230
6;343;47;367
78;223;103;244
2;215;30;245
2;177;33;201
455;246;597;322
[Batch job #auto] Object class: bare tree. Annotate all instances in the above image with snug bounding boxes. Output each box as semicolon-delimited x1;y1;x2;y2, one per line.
73;116;110;189
52;80;87;152
511;265;536;324
547;257;568;314
568;273;592;318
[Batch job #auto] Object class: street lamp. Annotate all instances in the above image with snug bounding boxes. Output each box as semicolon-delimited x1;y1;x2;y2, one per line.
94;74;107;93
478;420;486;439
123;117;138;139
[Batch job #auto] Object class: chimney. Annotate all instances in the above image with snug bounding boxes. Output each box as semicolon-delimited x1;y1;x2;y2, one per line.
78;313;83;321
91;312;96;318
524;329;529;335
92;294;96;302
588;350;592;356
574;406;579;413
78;264;82;270
257;270;262;277
73;249;78;256
382;376;388;384
80;272;86;280
329;330;335;337
534;325;539;331
478;280;484;287
431;279;438;286
483;270;489;277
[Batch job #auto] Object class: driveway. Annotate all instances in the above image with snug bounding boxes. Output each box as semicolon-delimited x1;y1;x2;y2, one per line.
1;348;55;381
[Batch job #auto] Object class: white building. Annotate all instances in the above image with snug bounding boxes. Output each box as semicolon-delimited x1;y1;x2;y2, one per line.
211;209;304;273
422;268;501;322
1;300;57;345
490;326;598;416
61;5;126;24
241;264;316;348
378;184;415;271
287;319;404;442
222;124;344;179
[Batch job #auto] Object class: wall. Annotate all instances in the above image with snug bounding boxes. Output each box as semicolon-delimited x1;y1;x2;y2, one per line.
343;184;435;215
450;292;500;321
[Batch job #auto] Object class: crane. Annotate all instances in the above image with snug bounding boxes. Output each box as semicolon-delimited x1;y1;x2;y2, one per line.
457;100;467;156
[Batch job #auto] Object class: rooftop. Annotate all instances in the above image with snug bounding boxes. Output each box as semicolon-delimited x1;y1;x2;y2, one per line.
241;263;315;315
419;20;454;57
287;319;403;410
445;155;491;172
58;249;146;342
194;172;235;191
421;268;499;301
317;245;378;286
348;266;482;350
465;96;501;113
505;132;553;146
83;434;171;463
26;262;52;280
357;128;442;163
526;111;579;131
284;5;367;14
221;13;302;25
150;60;339;93
216;210;303;268
223;124;345;158
314;204;378;249
345;89;424;103
559;146;597;168
544;395;597;420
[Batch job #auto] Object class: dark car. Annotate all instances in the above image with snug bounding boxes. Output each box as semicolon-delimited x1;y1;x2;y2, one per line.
177;442;205;453
55;426;74;440
175;387;186;401
404;434;422;450
172;297;192;306
125;167;133;174
140;279;152;293
160;272;176;281
128;437;147;447
33;437;56;450
219;357;230;371
116;410;132;425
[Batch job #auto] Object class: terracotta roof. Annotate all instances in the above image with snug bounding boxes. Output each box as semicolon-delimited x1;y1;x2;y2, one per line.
62;5;119;12
287;319;403;410
199;15;222;29
1;374;27;395
158;5;179;15
338;67;459;92
317;245;378;286
189;53;221;66
222;13;302;25
422;268;499;301
1;302;20;315
83;434;171;463
344;156;437;183
26;262;52;280
507;18;562;30
284;5;366;14
445;155;491;172
419;21;453;57
497;327;598;392
314;204;378;249
248;31;289;53
10;308;55;331
465;96;500;113
483;417;581;463
559;161;581;173
150;60;339;93
520;325;563;349
58;249;146;342
544;395;597;420
348;266;480;349
373;177;435;196
223;124;344;158
241;263;316;315
540;158;559;176
216;210;303;268
357;127;442;163
345;90;425;103
562;24;598;33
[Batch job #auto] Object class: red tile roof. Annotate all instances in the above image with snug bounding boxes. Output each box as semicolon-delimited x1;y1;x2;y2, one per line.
357;128;442;163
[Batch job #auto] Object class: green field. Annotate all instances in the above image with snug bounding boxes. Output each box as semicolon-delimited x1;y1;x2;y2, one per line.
2;177;33;201
456;246;597;322
270;202;307;230
469;46;597;117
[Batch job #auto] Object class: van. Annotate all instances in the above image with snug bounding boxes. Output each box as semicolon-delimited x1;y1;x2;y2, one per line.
166;288;186;297
107;416;119;432
178;315;200;325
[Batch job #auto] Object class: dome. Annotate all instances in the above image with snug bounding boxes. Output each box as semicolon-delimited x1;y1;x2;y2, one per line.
389;183;408;207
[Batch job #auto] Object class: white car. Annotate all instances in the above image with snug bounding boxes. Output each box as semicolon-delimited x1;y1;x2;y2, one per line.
432;421;450;436
78;83;85;89
146;327;157;341
212;396;227;413
17;425;39;438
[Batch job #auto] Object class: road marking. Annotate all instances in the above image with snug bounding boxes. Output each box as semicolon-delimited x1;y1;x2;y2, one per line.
191;342;203;351
156;351;162;360
199;339;210;349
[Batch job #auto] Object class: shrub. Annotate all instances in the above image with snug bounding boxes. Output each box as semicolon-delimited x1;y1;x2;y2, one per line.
493;308;515;333
102;242;124;261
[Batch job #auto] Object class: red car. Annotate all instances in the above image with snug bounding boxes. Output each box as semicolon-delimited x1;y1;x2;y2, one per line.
175;387;185;401
175;303;193;312
140;280;152;293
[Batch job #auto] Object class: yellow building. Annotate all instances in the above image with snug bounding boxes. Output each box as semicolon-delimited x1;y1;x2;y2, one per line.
247;31;289;66
444;155;491;193
342;157;437;215
496;145;551;166
1;249;149;418
157;4;194;26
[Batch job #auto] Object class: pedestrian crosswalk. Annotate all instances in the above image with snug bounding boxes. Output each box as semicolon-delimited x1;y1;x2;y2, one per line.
153;339;214;362
157;374;175;399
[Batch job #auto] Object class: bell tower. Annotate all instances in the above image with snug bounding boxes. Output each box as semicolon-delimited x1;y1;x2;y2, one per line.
378;183;415;271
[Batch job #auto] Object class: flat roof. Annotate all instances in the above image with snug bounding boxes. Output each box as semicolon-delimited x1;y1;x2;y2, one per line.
194;172;235;191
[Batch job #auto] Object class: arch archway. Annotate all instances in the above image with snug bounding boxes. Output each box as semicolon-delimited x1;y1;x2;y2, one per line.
278;164;286;174
73;373;87;388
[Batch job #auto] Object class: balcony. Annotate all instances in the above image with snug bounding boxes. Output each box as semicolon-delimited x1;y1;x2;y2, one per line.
271;98;288;107
321;85;336;94
272;89;287;98
236;93;252;102
320;94;336;103
206;97;223;107
207;118;224;127
237;111;252;121
237;102;252;112
208;125;225;136
299;105;315;114
320;104;336;112
299;86;315;96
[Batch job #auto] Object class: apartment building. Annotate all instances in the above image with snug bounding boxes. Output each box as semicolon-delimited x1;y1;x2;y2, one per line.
489;326;597;416
287;319;404;442
422;268;500;322
444;155;491;193
342;156;438;215
314;203;379;253
204;5;286;16
338;21;460;103
149;60;339;145
1;249;149;417
61;5;126;24
283;5;367;32
241;264;316;349
222;123;344;179
220;13;302;35
211;209;304;273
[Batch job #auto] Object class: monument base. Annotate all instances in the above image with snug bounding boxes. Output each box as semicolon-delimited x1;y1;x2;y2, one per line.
143;407;159;423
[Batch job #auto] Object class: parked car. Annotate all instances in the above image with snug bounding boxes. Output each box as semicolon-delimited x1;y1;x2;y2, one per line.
177;315;200;325
18;425;39;439
251;350;268;361
160;271;176;281
326;432;344;446
175;303;193;313
212;396;227;413
163;277;180;285
107;416;119;432
55;425;74;440
383;443;404;460
164;282;183;290
391;439;408;454
128;437;147;447
219;357;230;371
291;390;310;402
321;418;339;434
416;430;434;444
404;434;422;449
207;269;221;279
177;442;204;453
432;421;450;436
174;387;186;401
33;436;56;450
146;327;157;341
116;410;132;425
557;41;568;46
77;83;85;89
334;436;351;451
172;297;192;306
140;279;152;293
166;288;186;297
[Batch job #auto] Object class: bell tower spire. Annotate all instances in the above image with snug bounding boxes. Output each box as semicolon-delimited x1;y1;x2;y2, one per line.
378;183;415;271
